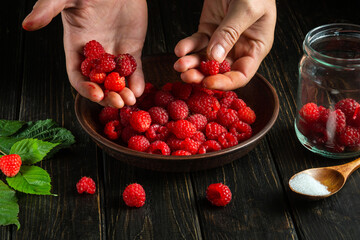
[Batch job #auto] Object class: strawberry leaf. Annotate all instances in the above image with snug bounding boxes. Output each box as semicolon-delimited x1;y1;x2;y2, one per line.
6;166;54;195
0;180;20;229
9;138;59;164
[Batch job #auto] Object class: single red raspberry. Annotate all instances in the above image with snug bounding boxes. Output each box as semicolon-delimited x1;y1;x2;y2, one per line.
99;106;119;125
191;131;206;143
154;90;175;107
167;100;189;120
180;138;201;155
123;183;146;207
299;102;320;123
119;106;136;127
335;98;360;122
104;72;126;92
171;82;192;100
187;92;220;121
172;120;196;139
216;108;239;127
0;154;22;177
81;57;98;77
229;121;252;142
237;106;256;125
198;140;222;154
76;176;96;194
230;98;247;111
121;126;138;143
165;121;176;132
318;106;330;124
128;135;150;152
95;53;116;73
148;107;169;125
206;183;232;206
219;60;231;73
200;60;220;76
310;123;328;145
166;135;184;151
205;122;227;140
89;70;106;84
220;97;234;109
326;109;346;134
171;150;192;156
222;91;238;99
337;126;360;146
104;120;122;140
187;114;208;131
147;140;171;155
145;124;170;142
115;53;137;76
130;110;152;132
218;132;238;149
83;40;105;59
162;82;173;92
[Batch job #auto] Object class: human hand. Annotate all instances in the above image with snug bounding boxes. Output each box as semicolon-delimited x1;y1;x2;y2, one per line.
174;0;276;90
22;0;148;108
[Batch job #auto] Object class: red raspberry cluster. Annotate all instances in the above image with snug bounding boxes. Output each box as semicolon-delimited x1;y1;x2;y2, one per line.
98;81;256;155
298;98;360;153
200;60;231;76
81;40;137;92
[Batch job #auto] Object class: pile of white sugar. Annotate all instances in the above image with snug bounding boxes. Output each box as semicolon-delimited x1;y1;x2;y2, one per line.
289;173;330;196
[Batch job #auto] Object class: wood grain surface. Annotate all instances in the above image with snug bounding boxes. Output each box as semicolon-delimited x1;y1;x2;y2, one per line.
1;0;360;239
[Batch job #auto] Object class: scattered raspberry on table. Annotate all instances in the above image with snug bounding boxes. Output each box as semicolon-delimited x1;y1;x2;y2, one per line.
206;183;232;207
0;154;22;177
122;183;146;207
76;176;96;194
97;81;257;155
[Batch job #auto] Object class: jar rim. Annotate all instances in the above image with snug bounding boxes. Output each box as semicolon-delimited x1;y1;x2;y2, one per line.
304;23;360;69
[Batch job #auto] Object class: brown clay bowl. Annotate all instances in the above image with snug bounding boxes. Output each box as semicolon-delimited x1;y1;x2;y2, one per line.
74;55;279;172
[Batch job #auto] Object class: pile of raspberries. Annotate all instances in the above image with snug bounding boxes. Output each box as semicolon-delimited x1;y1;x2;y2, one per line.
298;98;360;153
98;81;256;155
80;40;137;92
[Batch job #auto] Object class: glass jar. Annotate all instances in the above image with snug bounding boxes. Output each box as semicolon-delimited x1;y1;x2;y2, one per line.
295;23;360;159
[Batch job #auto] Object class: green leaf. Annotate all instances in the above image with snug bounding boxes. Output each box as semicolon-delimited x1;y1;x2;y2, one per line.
6;166;54;195
0;180;20;229
9;139;59;164
0;120;25;137
0;119;76;156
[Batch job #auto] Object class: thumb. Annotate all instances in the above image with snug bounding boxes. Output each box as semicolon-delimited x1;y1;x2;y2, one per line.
22;0;67;31
207;1;259;62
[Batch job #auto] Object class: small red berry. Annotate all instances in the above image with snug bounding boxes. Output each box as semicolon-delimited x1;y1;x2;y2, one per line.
95;53;116;73
104;72;126;92
99;106;119;125
130;110;152;132
76;176;96;194
89;70;106;84
123;183;146;207
167;100;189;120
171;150;192;156
104;120;122;140
83;40;105;59
237;106;256;125
148;107;169;125
200;60;220;76
219;60;231;73
0;154;22;177
206;183;232;206
299;102;320;123
147;140;171;155
172;120;196;139
115;53;137;76
128;135;150;152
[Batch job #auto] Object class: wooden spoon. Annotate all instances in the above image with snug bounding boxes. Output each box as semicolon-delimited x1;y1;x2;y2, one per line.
289;157;360;200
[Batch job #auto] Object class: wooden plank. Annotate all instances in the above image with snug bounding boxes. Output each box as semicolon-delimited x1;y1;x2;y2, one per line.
0;0;26;238
262;0;360;239
10;0;103;238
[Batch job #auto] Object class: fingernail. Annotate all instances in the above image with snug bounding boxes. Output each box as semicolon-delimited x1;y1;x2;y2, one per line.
211;44;225;62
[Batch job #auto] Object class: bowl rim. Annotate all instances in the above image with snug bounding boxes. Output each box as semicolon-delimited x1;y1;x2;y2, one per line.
74;73;279;160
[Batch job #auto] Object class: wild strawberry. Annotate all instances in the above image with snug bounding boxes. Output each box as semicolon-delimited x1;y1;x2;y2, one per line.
76;176;96;194
206;183;232;206
0;154;22;177
123;183;146;207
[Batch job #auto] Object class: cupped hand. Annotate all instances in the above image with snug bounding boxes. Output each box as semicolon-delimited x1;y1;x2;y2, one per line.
174;0;276;90
23;0;148;108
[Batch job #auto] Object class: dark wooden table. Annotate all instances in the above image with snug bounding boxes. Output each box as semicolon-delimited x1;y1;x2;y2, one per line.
1;0;360;239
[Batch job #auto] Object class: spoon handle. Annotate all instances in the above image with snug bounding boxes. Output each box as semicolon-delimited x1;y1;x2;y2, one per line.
331;157;360;179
